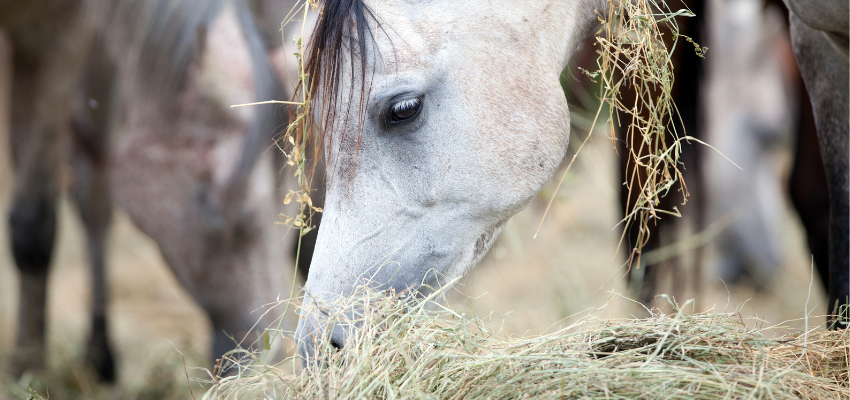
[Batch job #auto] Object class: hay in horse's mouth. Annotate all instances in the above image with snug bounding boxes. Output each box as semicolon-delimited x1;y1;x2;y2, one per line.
203;281;849;399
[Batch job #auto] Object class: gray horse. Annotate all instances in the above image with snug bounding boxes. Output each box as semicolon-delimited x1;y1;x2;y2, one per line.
293;0;848;361
704;0;796;285
4;0;302;381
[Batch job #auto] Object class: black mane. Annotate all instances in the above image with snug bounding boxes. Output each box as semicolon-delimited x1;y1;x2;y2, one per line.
304;0;382;151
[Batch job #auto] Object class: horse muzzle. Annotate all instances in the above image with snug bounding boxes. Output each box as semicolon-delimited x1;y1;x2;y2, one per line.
294;299;353;366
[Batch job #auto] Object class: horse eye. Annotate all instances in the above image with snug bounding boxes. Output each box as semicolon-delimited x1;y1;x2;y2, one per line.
390;97;422;123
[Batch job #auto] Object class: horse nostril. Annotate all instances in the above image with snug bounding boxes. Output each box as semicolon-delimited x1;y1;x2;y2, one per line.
330;337;344;351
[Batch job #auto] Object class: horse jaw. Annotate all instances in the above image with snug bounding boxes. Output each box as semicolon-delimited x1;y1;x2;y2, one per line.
296;0;604;358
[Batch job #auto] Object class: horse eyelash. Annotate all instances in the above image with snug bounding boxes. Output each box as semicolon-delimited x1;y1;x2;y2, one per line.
392;98;420;113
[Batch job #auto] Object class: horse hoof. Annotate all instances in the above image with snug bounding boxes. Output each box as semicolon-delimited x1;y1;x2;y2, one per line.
85;340;116;383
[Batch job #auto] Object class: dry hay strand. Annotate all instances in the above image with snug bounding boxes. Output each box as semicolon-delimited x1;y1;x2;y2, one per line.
594;0;710;269
534;0;712;270
201;284;849;399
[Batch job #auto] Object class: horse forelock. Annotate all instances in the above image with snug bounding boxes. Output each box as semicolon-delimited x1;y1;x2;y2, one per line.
303;0;386;181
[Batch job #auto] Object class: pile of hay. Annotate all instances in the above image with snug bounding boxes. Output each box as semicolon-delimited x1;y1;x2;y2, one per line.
201;287;848;399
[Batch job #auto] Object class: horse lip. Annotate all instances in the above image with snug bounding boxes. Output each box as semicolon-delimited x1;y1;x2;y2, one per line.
295;303;352;366
295;289;414;365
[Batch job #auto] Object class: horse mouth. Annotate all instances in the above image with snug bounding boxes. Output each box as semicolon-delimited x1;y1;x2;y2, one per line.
295;284;428;365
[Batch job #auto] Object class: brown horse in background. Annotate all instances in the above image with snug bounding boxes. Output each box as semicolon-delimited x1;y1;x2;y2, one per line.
3;0;305;381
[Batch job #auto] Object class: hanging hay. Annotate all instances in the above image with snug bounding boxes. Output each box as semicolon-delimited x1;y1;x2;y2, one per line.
535;0;716;268
201;284;849;399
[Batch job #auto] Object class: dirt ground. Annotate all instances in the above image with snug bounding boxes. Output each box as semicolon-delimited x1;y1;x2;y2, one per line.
0;34;827;399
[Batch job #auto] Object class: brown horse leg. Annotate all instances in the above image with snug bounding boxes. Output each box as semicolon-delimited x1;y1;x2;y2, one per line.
689;143;706;304
790;15;849;328
5;0;90;376
788;76;831;293
618;115;666;308
7;52;61;379
69;147;115;382
8;193;56;378
8;198;55;378
673;0;706;306
68;36;116;381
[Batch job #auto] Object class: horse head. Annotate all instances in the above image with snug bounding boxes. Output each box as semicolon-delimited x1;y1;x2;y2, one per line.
295;0;604;361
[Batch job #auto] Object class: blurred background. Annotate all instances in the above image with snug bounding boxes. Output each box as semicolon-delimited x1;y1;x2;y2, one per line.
0;0;830;398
